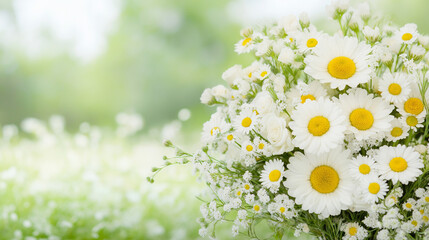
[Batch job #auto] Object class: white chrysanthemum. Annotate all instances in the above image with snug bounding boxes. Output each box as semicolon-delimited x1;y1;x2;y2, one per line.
349;155;377;182
341;222;368;240
376;145;424;184
338;88;394;141
379;72;411;104
232;108;259;134
284;148;354;218
360;177;388;204
285;80;328;109
385;118;409;142
304;36;372;90
396;23;419;44
202;112;230;143
396;83;427;119
260;159;285;192
295;26;325;52
289;98;347;154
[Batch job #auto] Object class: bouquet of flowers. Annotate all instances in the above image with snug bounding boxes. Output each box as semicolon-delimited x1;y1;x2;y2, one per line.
152;1;429;239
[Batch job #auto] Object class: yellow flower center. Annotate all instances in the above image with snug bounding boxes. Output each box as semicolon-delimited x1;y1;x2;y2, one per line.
301;94;316;103
411;220;418;226
307;116;330;136
246;145;253;152
425;197;429;202
389;157;408;172
359;164;371;175
210;127;220;136
269;170;282;182
241;117;252;128
306;38;318;48
280;207;285;213
402;33;413;41
248;72;252;78
388;83;402;95
242;37;252;46
420;209;425;214
237;191;241;196
349;108;374;130
404;98;424;115
368;182;380;194
391;127;403;137
349;227;357;236
258;143;264;150
406;203;412;208
327;56;356;79
227;134;234;141
310;165;340;194
260;71;268;77
406;116;418;127
254;205;260;211
244;184;250;190
423;216;429;222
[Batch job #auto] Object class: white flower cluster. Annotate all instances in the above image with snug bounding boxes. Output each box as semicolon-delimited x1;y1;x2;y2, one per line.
163;1;429;239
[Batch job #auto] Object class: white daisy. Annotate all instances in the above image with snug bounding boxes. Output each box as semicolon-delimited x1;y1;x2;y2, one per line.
400;114;424;131
341;222;368;240
396;23;419;44
396;83;427;119
295;26;325;52
376;145;424;184
253;137;270;156
379;72;411;104
349;155;377;182
254;63;271;80
260;159;285;192
385;118;409;142
304;35;373;90
242;62;259;82
285;80;328;110
360;177;388;204
235;36;255;54
241;139;256;156
232;108;258;134
284;148;354;218
252;202;262;213
289;98;347;154
202;112;230;143
338;88;394;141
403;198;417;211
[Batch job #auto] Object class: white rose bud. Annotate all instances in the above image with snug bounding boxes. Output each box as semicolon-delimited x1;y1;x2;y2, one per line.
262;113;293;155
200;88;214;104
418;35;429;49
299;12;310;28
410;45;426;60
211;85;229;100
278;47;295;65
252;91;275;115
363;26;380;41
222;65;242;86
414;144;427;154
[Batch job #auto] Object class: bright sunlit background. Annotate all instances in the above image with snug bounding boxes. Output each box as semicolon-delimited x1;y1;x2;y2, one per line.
0;0;428;239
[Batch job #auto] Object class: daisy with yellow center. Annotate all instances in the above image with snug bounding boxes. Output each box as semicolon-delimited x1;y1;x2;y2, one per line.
285;80;328;111
396;83;427;119
202;112;230;143
376;145;424;184
379;72;411;104
233;108;259;134
235;33;258;54
289;98;347;154
241;140;256;156
254;137;270;156
360;177;388;203
260;159;286;192
341;222;368;240
385;118;409;142
255;64;271;80
338;89;394;141
253;203;262;213
284;149;354;218
349;155;377;182
295;26;325;52
396;23;419;44
400;114;424;131
402;199;417;211
304;36;372;90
